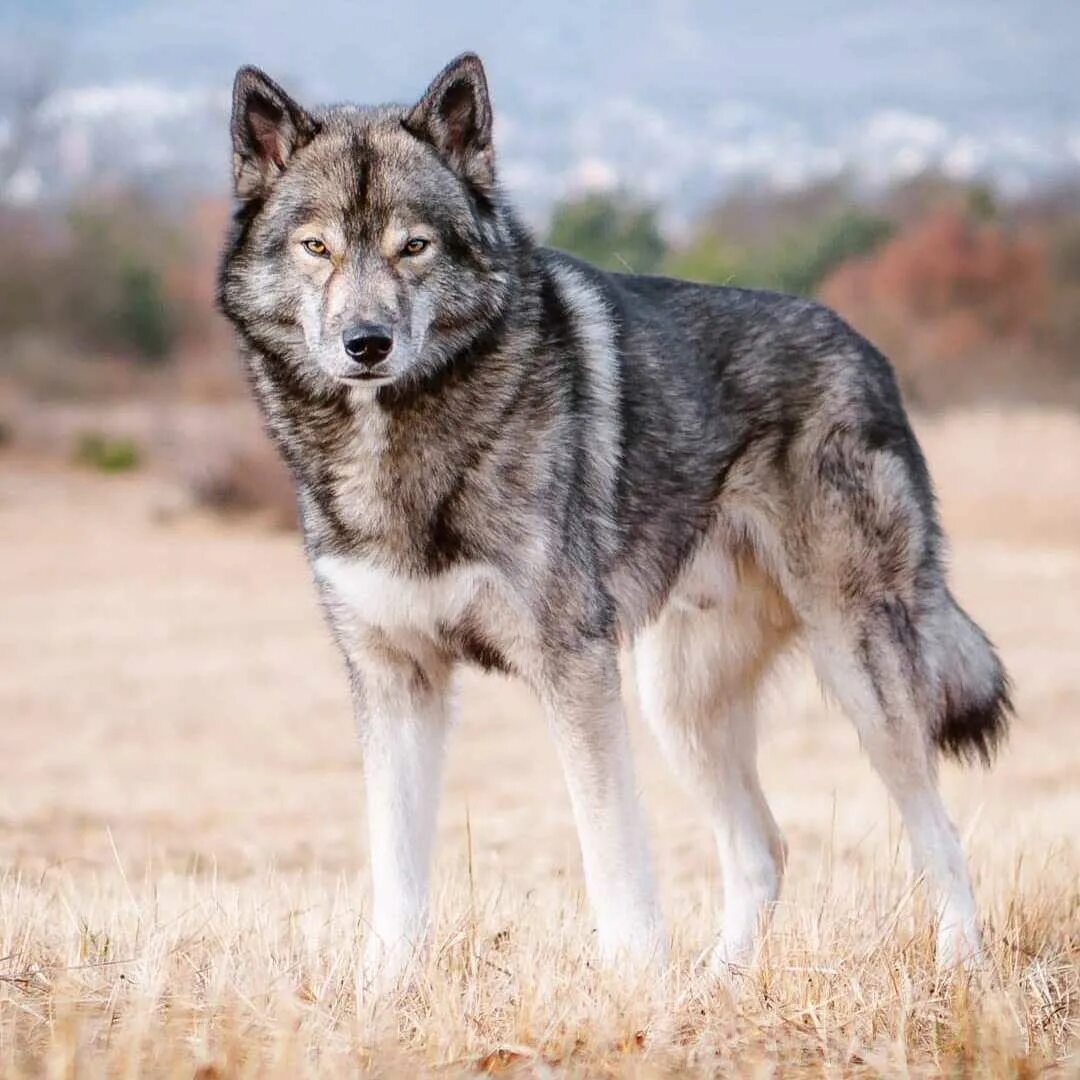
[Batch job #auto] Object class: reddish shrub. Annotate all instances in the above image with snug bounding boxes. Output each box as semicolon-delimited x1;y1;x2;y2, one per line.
820;210;1060;408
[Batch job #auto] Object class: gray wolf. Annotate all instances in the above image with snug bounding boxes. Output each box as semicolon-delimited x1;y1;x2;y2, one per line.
218;53;1010;986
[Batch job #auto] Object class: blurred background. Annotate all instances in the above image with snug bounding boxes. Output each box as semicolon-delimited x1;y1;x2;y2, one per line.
2;0;1080;896
1;0;1078;503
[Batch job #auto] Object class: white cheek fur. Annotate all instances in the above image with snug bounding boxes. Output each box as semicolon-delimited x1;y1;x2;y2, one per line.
298;289;325;351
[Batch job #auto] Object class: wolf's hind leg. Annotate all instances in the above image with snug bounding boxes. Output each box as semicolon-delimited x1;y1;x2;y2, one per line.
807;619;982;968
634;586;790;973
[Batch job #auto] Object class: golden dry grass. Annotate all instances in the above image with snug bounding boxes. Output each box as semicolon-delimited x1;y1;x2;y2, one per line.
1;409;1078;1077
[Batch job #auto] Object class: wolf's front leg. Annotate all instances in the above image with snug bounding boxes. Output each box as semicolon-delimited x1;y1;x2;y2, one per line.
350;649;451;991
542;642;663;967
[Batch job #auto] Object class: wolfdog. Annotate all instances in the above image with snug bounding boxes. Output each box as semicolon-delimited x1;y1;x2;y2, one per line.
219;53;1010;985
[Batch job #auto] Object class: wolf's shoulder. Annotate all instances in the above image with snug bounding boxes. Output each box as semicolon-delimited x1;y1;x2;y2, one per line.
533;247;899;410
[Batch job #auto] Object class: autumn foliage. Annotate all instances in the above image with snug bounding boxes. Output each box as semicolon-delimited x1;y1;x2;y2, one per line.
820;208;1069;408
2;177;1079;417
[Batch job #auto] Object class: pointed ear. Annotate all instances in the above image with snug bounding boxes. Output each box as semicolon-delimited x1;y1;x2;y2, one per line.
230;66;318;200
404;53;494;189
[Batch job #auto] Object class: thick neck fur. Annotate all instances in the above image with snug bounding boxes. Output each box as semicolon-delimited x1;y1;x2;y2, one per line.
242;210;552;573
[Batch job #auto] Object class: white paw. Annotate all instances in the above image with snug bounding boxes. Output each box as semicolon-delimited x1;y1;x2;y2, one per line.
936;921;984;973
358;932;425;1000
596;916;667;972
707;934;758;982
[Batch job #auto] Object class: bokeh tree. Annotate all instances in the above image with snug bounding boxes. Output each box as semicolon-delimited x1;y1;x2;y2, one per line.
665;208;892;295
820;208;1056;407
0;194;184;367
547;192;666;274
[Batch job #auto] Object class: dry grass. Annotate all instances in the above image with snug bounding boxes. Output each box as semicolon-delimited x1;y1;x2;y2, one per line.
1;409;1078;1077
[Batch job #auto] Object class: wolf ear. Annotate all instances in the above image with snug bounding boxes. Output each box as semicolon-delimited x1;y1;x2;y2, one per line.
404;53;494;189
230;66;318;200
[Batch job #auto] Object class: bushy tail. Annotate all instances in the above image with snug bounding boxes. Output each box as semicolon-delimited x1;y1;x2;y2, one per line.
934;595;1012;765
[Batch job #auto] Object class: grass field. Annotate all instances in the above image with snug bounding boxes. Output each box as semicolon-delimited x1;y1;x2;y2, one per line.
1;409;1078;1077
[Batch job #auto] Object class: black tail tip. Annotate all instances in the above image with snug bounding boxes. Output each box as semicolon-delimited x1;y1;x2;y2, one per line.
935;673;1013;767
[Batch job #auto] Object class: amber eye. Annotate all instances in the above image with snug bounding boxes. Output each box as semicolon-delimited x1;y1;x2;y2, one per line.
301;238;329;258
402;237;429;256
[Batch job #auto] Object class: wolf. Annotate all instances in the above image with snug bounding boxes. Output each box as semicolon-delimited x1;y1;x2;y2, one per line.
218;53;1010;986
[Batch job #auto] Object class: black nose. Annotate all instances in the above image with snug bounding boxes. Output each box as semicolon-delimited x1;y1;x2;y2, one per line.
342;323;393;366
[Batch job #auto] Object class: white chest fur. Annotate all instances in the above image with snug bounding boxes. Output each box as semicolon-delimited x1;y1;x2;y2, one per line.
314;554;489;638
313;554;541;681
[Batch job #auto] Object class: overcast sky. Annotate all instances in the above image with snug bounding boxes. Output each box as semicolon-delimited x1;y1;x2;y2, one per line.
5;1;1075;116
2;1;1077;213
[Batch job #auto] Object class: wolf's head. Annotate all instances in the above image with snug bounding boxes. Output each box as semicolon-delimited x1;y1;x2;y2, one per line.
219;54;514;394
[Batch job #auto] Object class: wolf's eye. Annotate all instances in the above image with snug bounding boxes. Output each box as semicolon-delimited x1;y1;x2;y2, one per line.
402;237;429;256
301;238;329;258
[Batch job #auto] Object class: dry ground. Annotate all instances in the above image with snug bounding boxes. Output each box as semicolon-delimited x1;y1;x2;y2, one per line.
0;409;1078;1077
